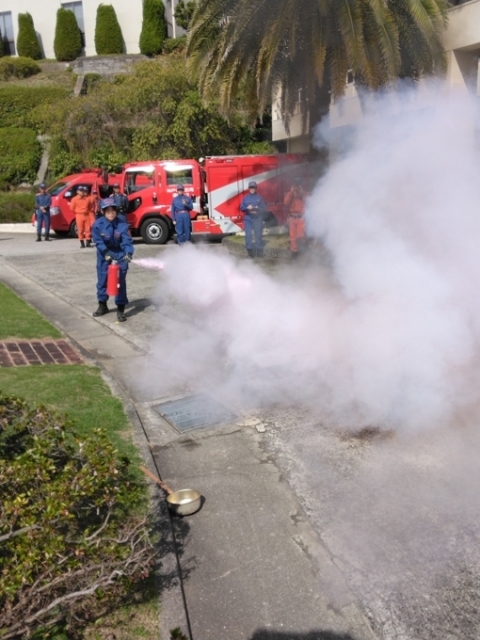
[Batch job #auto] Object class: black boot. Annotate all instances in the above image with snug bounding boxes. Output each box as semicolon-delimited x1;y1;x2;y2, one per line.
116;305;126;322
80;240;85;248
93;301;109;317
44;235;51;242
247;249;255;258
36;234;41;242
86;240;92;248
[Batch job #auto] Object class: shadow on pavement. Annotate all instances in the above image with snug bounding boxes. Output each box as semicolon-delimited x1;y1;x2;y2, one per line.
250;632;357;640
126;296;158;318
155;499;196;589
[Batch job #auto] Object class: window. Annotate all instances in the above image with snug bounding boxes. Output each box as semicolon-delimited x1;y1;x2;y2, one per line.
166;167;193;186
48;181;70;196
125;170;155;194
61;1;85;46
64;183;92;198
0;12;15;55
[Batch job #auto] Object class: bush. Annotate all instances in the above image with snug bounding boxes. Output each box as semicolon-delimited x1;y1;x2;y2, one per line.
0;395;155;639
0;86;69;128
54;7;82;62
16;13;42;60
47;138;82;180
82;72;102;94
174;0;196;31
163;36;186;54
0;192;35;223
95;4;124;55
32;57;274;165
139;0;167;56
0;56;41;80
0;128;42;186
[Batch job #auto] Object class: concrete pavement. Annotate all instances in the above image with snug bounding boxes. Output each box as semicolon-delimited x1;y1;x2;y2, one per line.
0;231;377;640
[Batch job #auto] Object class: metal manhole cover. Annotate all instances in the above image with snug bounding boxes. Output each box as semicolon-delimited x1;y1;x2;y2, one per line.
152;393;236;433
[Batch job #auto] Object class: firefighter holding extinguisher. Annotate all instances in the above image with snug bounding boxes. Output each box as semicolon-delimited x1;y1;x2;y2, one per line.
91;197;134;322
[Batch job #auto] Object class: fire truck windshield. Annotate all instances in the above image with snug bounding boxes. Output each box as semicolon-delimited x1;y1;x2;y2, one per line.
48;181;70;196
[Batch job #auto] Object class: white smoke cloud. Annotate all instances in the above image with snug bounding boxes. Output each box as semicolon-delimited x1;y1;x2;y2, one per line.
142;85;480;433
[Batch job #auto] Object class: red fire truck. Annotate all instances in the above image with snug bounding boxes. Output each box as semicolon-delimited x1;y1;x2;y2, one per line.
45;154;308;244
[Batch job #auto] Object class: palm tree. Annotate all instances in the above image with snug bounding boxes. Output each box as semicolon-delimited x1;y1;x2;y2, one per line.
187;0;449;132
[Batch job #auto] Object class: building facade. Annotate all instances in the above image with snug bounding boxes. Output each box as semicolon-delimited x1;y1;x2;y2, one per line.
0;0;184;59
273;0;480;153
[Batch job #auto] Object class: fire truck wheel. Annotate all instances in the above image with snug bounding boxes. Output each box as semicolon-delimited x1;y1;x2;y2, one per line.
69;220;78;238
140;217;169;245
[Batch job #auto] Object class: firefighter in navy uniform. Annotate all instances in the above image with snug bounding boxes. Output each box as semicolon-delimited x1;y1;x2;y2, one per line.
112;183;129;222
240;181;266;258
91;197;134;322
35;182;52;242
171;184;194;244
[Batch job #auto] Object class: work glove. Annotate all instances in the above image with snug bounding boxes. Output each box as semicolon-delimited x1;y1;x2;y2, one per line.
105;252;113;262
123;254;133;262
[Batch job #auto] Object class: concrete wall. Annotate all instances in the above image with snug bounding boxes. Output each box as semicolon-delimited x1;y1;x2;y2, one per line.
0;0;184;59
446;0;480;51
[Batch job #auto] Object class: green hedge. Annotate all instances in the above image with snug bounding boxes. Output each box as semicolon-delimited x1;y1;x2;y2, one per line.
54;7;82;61
16;13;42;60
163;36;186;54
0;86;69;128
0;56;41;80
95;4;124;54
0;128;42;187
0;192;36;223
139;0;167;56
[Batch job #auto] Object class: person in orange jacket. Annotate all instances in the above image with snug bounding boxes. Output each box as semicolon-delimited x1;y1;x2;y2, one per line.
70;186;97;248
284;178;307;255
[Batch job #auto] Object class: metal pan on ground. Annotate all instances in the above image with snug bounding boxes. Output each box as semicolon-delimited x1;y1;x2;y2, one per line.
140;465;203;516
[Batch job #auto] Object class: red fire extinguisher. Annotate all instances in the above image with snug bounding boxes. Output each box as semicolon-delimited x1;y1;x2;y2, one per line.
106;261;120;296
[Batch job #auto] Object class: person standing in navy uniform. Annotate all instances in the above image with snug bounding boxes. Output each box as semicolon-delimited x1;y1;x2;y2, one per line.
240;181;266;258
35;183;52;242
112;183;129;222
91;197;134;322
171;184;193;244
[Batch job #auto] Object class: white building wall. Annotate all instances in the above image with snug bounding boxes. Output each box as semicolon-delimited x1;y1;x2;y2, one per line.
0;0;183;59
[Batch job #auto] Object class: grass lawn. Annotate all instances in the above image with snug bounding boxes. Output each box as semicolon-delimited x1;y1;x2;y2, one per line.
0;282;136;458
0;282;62;340
0;364;137;460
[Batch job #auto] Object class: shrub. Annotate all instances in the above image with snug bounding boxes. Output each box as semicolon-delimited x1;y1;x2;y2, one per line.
16;13;42;60
0;395;155;639
95;4;124;55
139;0;167;56
82;71;102;94
0;56;41;80
174;0;196;31
54;7;82;62
163;36;186;54
0;192;35;223
0;128;42;186
0;86;69;128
